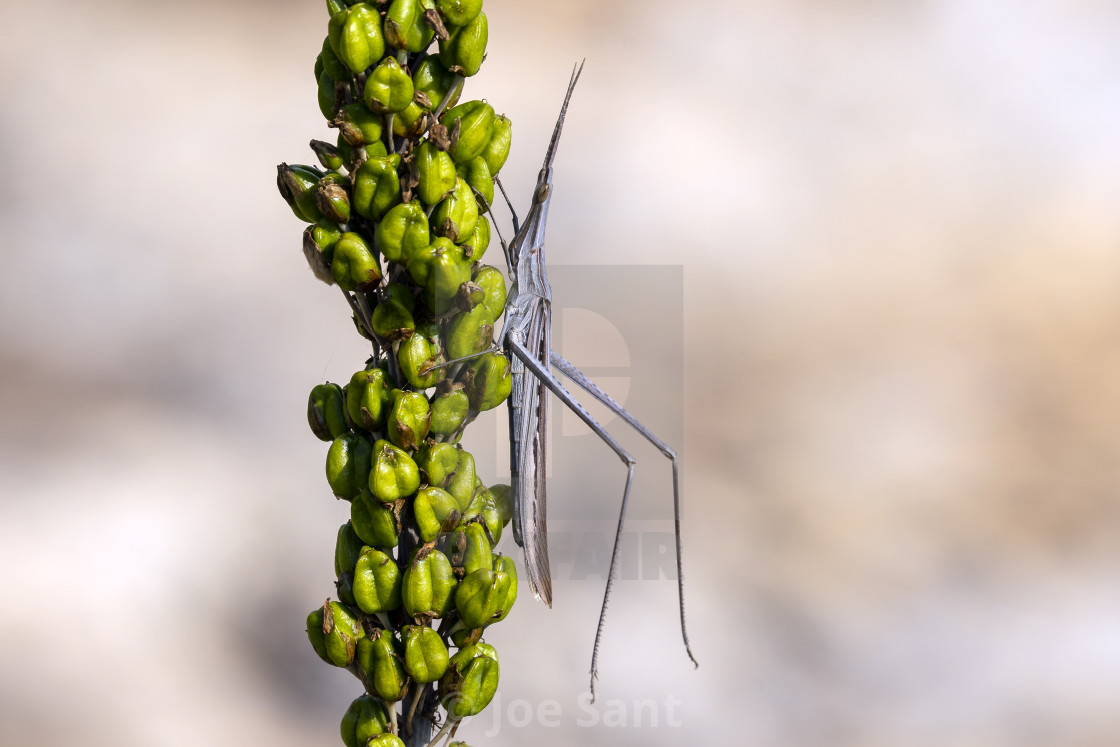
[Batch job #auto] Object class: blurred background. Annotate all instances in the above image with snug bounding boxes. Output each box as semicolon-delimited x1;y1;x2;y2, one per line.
3;0;1120;744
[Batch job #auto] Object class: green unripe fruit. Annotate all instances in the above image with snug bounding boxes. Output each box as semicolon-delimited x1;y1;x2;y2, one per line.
417;141;457;206
481;114;512;176
387;389;431;449
318;70;339;119
351;489;400;548
368;736;406;747
455;567;510;628
340;694;390;747
320;36;350;80
375;202;430;264
356;628;408;702
440;100;495;163
331;231;382;292
463;352;512;411
435;0;482;27
456;156;493;211
277;163;324;222
492;554;518;621
369;439;421;502
412;57;459;112
402;546;457;619
459;213;490;261
335;521;365;577
397;320;447;389
446;449;477;510
414;486;460;542
433;177;479;244
328;3;386;74
430;388;470;436
438;11;487;77
464;485;504;544
384;0;436;52
312;173;351;223
472;264;506;323
416;441;460;486
310;138;345;172
303;219;343;284
488;484;513;527
370;297;415;341
307;600;362;668
364;56;415;114
459;521;492;575
403;625;449;684
326;432;373;499
391;101;426;139
333;103;384;148
346;366;393;430
445;305;493;361
412;238;472;315
441;644;499;718
309;382;349;441
353;154;402;221
353;547;403;613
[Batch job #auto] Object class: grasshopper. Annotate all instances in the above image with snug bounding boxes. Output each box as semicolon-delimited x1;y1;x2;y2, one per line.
495;63;698;699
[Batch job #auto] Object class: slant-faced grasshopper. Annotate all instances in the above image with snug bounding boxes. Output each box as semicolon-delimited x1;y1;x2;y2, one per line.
495;63;698;699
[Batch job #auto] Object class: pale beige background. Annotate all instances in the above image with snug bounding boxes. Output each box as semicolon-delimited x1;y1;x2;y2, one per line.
3;0;1120;745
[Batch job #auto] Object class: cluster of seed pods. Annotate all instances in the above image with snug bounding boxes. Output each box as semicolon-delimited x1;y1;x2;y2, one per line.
276;1;518;745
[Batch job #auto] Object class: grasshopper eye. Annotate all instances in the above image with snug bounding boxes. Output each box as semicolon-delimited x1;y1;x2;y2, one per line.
534;183;550;204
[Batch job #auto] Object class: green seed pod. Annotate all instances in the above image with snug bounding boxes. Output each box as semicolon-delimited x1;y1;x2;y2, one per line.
391;101;426;139
440;100;495;164
412;56;459;112
444;304;493;361
459;213;490;261
416;141;457;206
368;736;406;747
310;138;345;171
333;103;384;148
320;36;351;80
303;219;343;285
328;3;386;74
414;486;460;542
327;432;374;499
307;600;362;668
353;154;402;221
356;628;408;702
383;280;416;312
318;69;339;119
308;382;349;441
455;568;509;628
488;484;513;527
440;643;499;718
433;178;478;242
335;521;366;577
277;163;324;222
325;0;347;16
384;0;436;52
312;173;351;223
402;546;457;619
353;546;403;613
364;56;415;114
331;231;382;292
480;114;512;176
387;389;431;449
416;441;460;486
416;239;473;315
370;296;415;341
346;366;393;430
438;11;487;77
472;264;506;323
340;694;390;747
402;624;449;683
446;449;477;510
456;156;493;211
430;388;470;436
369;438;422;502
375;202;430;265
463;352;512;411
435;0;481;27
492;553;518;621
459;521;492;575
406;236;456;287
397;321;447;389
351;488;400;548
463;484;503;544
